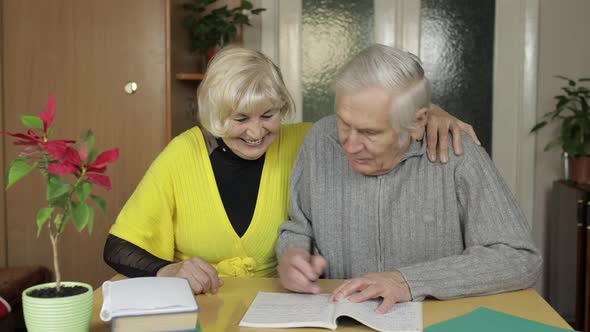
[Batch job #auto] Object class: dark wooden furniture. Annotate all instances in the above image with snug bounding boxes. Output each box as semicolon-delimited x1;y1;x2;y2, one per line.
549;180;590;331
0;266;51;331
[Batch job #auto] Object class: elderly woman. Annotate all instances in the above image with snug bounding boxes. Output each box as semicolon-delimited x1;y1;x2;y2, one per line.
103;47;478;294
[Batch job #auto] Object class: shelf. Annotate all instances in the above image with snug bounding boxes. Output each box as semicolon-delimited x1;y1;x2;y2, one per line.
175;73;205;81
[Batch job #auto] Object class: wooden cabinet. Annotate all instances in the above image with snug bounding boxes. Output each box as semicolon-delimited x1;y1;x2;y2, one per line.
167;0;205;138
548;180;590;331
167;0;240;138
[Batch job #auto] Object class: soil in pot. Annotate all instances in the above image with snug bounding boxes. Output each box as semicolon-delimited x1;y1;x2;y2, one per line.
27;285;88;298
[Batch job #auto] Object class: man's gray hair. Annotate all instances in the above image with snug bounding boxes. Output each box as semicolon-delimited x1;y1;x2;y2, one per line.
333;44;431;140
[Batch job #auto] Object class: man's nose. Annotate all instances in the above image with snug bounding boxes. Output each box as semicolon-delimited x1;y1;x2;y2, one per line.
343;131;363;154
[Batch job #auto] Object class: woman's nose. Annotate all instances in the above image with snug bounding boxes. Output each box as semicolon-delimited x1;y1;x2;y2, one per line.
246;120;264;138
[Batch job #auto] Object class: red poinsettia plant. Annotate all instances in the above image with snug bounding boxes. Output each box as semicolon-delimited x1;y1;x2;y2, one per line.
1;95;119;292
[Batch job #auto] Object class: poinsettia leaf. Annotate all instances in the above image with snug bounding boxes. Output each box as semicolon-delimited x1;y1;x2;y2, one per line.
60;147;81;166
86;173;112;190
54;213;66;234
87;148;98;164
21;115;44;130
90;194;107;216
80;130;95;151
71;201;90;232
88;148;119;169
75;181;92;202
41;141;69;159
78;142;88;161
46;176;70;201
46;161;78;175
6;159;37;189
39;95;56;132
36;207;54;237
86;207;94;235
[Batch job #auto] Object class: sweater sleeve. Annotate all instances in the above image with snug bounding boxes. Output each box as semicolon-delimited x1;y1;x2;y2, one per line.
397;141;542;300
103;234;171;277
276;137;315;258
108;138;180;262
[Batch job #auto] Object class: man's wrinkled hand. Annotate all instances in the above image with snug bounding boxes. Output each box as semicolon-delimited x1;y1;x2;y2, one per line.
329;271;411;314
278;248;326;294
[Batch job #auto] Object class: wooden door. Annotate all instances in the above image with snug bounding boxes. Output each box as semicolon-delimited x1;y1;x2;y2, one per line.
0;1;6;268
2;0;166;288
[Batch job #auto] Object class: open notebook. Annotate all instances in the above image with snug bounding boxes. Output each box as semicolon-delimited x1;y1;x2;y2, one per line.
239;292;422;332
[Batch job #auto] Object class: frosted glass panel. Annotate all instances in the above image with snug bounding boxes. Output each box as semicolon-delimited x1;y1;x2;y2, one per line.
301;0;374;122
420;0;495;153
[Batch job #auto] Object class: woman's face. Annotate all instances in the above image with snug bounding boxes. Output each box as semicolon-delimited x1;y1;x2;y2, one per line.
223;105;281;160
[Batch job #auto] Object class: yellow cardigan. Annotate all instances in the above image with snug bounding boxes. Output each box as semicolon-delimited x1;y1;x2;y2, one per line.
109;123;311;277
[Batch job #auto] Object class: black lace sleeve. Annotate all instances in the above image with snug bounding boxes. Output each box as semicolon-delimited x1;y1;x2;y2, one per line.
103;234;171;277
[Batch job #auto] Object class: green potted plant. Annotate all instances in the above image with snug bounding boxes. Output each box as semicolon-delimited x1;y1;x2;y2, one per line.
531;75;590;183
181;0;266;67
1;95;119;332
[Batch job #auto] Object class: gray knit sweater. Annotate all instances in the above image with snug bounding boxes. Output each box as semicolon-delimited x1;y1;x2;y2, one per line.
276;115;542;301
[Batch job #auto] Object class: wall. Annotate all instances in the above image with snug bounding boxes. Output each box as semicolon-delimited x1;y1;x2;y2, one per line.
534;0;590;294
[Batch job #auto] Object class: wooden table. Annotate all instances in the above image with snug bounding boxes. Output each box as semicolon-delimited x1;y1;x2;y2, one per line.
90;276;572;331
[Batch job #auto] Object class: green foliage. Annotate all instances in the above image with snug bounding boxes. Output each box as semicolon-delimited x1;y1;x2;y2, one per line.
80;130;95;150
21;115;44;130
1;95;119;290
181;0;266;54
90;194;107;216
46;175;71;204
71;201;91;232
75;181;92;202
531;76;590;156
36;207;54;237
6;159;37;189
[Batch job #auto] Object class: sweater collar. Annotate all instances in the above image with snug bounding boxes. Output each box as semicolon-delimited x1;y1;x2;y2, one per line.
400;137;427;162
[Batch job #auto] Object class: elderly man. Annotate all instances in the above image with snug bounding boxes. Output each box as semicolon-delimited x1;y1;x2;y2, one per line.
276;44;542;314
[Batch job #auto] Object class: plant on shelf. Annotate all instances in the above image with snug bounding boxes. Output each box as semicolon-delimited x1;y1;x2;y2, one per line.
1;95;119;331
531;75;590;182
181;0;266;60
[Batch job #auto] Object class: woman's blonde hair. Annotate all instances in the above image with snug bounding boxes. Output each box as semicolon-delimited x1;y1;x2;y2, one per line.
197;46;294;137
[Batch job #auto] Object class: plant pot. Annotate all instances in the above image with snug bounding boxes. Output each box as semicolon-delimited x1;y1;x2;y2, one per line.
22;281;93;332
569;156;590;184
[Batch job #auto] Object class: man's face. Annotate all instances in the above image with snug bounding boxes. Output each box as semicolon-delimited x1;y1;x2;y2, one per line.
336;86;409;176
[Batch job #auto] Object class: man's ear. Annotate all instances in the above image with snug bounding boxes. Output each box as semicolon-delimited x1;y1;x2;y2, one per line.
410;107;429;140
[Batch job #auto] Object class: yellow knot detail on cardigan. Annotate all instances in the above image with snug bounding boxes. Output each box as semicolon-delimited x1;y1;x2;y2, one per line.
215;257;257;277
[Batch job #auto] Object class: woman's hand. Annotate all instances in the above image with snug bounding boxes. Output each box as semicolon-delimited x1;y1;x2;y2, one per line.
157;256;223;294
425;104;481;163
